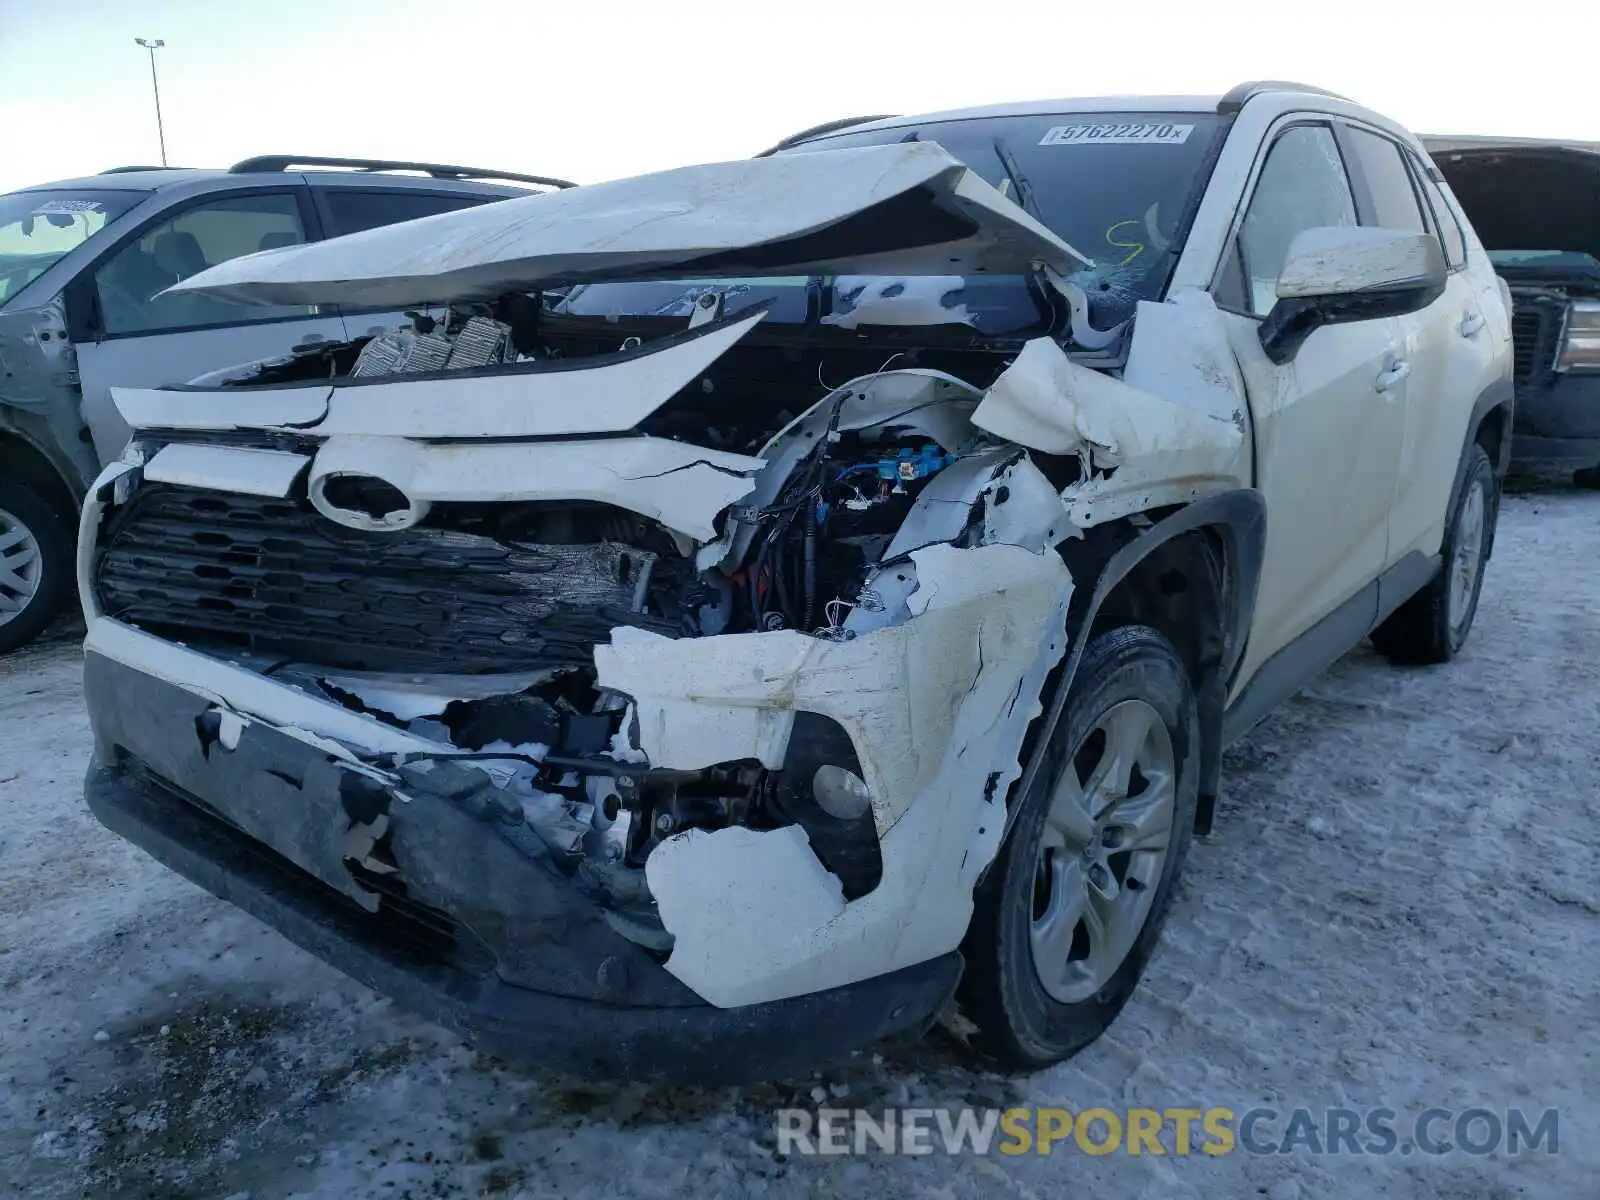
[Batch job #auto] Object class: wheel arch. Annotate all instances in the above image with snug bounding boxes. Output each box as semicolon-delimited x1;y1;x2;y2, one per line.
0;422;83;521
1459;376;1514;559
991;489;1267;863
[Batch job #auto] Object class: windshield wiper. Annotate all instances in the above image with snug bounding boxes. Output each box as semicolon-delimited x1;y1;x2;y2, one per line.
986;136;1081;339
991;137;1040;219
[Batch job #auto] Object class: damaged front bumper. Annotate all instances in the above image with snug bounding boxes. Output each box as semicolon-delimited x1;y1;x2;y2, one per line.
82;650;960;1084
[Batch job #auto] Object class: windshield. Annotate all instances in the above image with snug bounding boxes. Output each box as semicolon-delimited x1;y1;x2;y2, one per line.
0;189;144;308
559;110;1226;340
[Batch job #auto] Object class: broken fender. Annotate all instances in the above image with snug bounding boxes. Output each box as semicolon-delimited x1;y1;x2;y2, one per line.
973;332;1247;525
600;542;1072;1008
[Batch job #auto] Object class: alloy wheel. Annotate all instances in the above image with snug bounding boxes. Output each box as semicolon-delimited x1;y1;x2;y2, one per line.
1449;479;1486;636
1030;698;1177;1004
0;508;43;628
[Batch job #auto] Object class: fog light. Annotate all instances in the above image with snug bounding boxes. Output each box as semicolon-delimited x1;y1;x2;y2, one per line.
812;764;872;821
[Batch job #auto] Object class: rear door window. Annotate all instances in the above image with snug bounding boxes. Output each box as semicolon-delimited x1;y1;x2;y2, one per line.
1410;157;1469;270
1342;128;1428;234
321;189;498;238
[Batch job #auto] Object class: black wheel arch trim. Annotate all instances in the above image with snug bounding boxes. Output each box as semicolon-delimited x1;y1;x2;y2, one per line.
0;418;88;509
1468;375;1515;480
1460;375;1512;561
984;488;1267;870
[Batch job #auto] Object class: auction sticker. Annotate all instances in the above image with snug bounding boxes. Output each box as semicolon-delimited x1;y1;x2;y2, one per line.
31;199;104;214
1039;123;1194;146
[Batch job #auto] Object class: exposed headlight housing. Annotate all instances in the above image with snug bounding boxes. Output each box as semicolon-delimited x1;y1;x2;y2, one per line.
769;713;882;899
812;764;873;821
1557;299;1600;372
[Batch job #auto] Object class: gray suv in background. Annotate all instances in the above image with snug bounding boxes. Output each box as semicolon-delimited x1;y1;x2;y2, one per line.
0;156;574;652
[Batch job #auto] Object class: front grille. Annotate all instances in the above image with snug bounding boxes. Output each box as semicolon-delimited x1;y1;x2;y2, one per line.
1510;307;1550;380
96;486;681;673
125;761;495;977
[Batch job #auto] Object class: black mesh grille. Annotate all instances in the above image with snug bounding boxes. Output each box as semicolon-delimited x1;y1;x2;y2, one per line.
1510;306;1549;380
95;486;681;673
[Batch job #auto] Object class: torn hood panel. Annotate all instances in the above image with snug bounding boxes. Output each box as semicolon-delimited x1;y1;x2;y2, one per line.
165;143;1091;309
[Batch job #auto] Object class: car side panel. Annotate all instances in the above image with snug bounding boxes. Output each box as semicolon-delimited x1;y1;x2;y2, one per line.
1384;267;1497;563
1220;310;1401;696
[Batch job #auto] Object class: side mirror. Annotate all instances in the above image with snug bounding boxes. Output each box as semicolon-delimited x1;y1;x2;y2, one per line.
1259;227;1447;364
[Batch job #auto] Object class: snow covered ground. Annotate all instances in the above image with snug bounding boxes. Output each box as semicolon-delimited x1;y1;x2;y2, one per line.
2;489;1595;1200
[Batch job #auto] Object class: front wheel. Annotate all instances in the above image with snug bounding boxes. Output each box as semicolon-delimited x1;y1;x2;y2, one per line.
957;625;1199;1070
0;478;74;655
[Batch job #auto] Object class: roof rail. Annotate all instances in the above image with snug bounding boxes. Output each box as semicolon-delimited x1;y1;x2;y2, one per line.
1216;81;1351;114
101;164;182;174
227;156;577;189
755;115;901;157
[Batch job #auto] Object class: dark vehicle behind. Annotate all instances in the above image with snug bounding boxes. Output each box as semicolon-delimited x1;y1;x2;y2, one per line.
1425;135;1600;482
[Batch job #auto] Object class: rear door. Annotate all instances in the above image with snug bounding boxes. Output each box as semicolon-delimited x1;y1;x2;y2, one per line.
310;185;508;342
73;186;345;463
1336;125;1483;572
1209;120;1409;695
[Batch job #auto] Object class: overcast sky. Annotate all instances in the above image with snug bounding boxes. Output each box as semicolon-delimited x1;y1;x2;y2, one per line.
1;0;1593;194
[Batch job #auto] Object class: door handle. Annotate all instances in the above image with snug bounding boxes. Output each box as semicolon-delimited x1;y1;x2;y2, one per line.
1374;357;1410;394
1459;311;1485;338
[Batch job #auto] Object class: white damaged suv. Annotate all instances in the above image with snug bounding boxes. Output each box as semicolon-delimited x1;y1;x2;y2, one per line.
78;83;1512;1083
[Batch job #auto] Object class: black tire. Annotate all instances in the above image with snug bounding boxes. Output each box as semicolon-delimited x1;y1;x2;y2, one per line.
1371;443;1497;666
956;625;1199;1071
0;477;74;655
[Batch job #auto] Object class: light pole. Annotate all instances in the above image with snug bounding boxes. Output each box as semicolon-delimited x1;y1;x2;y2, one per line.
134;38;167;167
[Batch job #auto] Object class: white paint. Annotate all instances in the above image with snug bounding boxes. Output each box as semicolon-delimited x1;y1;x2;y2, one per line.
216;709;246;751
319;671;560;722
1122;292;1248;424
112;384;331;433
1044;270;1129;351
164;143;1089;310
1275;226;1446;301
110;310;766;441
881;445;1072;559
307;445;433;532
970;336;1246;527
518;790;590;855
307;434;762;542
82;618;447;758
309;310;767;438
474;740;552;761
607;542;1073;1008
75;460;137;622
142;443;311;498
977;453;1078;550
969;337;1092;455
822;276;974;330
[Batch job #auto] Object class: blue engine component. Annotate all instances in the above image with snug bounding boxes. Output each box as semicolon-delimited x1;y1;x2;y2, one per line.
875;445;954;483
826;443;955;520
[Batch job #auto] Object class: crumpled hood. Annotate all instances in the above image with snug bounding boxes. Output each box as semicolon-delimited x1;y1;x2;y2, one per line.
165;142;1091;310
